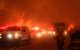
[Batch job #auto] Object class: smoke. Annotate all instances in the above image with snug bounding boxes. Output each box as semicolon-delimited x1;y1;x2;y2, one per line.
0;0;80;26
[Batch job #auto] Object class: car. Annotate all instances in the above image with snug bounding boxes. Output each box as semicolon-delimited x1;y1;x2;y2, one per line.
54;22;67;31
0;26;31;46
68;27;80;50
52;22;68;37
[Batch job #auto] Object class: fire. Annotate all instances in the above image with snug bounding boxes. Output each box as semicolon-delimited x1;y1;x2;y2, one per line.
32;26;40;31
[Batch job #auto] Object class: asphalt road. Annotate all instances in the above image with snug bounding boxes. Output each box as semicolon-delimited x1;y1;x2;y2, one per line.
0;37;58;50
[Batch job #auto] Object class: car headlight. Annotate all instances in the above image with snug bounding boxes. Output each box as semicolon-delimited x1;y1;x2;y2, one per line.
52;31;56;35
0;34;2;38
0;34;2;35
48;31;56;36
7;34;13;39
14;32;20;38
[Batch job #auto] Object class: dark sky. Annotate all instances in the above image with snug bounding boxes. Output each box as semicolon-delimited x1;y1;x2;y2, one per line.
0;0;80;26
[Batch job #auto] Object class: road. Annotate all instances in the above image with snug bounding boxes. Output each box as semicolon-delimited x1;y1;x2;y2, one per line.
0;37;58;50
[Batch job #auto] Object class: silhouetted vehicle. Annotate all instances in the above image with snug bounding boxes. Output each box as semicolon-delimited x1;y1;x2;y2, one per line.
68;27;80;50
20;26;31;44
52;22;68;50
0;26;31;46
